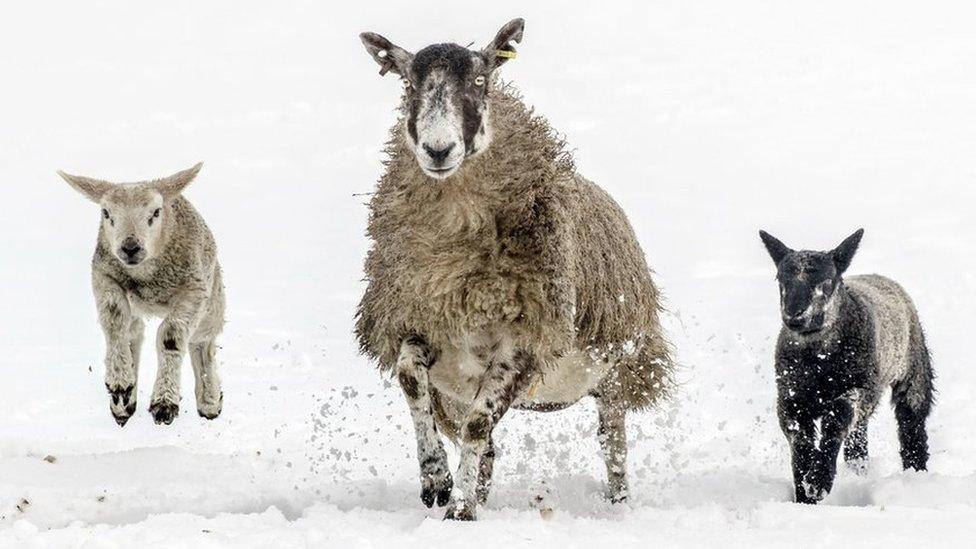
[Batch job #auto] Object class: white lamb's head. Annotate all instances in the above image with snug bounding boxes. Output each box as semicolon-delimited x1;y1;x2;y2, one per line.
360;18;525;180
59;163;202;267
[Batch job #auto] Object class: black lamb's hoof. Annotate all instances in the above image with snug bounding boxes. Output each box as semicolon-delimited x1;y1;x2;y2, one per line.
149;401;179;425
443;500;476;521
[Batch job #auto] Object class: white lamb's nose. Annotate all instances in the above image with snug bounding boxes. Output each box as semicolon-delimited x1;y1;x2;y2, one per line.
120;237;142;257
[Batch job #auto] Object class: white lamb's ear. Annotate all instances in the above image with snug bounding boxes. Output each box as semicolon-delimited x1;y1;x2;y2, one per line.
153;162;203;199
58;170;112;203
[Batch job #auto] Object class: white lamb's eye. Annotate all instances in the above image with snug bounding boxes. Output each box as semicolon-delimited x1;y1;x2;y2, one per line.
474;75;485;86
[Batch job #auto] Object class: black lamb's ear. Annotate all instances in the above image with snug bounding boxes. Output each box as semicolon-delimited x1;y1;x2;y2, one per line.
759;230;792;265
832;228;864;274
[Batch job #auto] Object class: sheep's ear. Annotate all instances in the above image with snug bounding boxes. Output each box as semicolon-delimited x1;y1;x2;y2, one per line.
153;162;202;199
360;32;414;76
483;18;524;71
831;228;864;274
58;170;112;203
759;230;792;265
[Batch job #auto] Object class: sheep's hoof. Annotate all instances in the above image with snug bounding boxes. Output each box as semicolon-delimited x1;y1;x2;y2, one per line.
198;392;223;420
112;402;137;427
420;470;452;508
149;401;179;425
107;385;136;427
609;491;628;504
443;499;476;521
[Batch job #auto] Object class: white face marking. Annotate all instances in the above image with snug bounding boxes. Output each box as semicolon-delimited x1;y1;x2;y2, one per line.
410;71;466;179
99;190;166;267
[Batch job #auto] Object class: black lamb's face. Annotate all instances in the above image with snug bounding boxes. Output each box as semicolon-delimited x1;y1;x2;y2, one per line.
360;18;525;180
759;229;864;335
774;251;839;334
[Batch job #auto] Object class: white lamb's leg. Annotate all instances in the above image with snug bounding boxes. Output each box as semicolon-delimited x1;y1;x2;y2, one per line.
150;291;206;425
596;396;629;503
445;351;531;521
190;339;223;419
95;277;138;426
397;336;453;508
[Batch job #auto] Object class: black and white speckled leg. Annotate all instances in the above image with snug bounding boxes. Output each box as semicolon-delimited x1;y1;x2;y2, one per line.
445;351;531;521
397;336;453;508
596;397;629;503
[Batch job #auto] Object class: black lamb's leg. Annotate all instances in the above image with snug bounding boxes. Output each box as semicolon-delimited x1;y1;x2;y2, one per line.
804;396;857;502
892;333;934;471
781;412;818;504
843;418;869;473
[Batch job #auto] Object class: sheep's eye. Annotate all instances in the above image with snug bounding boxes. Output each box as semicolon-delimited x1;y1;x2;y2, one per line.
101;208;110;219
474;75;486;86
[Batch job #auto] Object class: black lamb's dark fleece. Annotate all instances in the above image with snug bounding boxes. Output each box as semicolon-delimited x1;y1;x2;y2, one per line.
776;288;877;504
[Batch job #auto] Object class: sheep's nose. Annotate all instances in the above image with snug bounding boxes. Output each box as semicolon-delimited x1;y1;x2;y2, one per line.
423;142;456;164
121;237;142;257
784;315;806;330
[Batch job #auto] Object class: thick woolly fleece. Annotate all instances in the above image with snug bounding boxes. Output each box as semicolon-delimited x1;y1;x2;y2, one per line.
355;84;672;411
93;195;225;330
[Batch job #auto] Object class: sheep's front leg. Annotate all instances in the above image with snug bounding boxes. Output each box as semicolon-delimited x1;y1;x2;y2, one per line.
445;351;532;521
150;291;206;425
781;414;818;504
397;336;453;508
803;396;859;502
596;397;629;503
95;277;139;426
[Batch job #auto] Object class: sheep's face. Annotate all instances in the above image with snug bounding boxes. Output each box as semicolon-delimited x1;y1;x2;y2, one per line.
96;188;166;266
361;19;525;180
759;229;864;335
59;163;203;268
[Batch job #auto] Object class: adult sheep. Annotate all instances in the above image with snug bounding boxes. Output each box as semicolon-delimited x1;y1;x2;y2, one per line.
355;18;673;520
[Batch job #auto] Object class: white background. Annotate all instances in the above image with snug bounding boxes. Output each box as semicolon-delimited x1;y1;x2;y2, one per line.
1;1;974;546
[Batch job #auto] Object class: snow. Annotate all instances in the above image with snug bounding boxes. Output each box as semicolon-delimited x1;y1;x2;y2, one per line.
2;1;975;546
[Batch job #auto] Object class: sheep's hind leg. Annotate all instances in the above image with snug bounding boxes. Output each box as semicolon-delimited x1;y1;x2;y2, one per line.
445;351;532;521
892;342;933;471
596;397;629;503
150;293;206;425
190;339;223;419
843;419;869;474
397;336;453;508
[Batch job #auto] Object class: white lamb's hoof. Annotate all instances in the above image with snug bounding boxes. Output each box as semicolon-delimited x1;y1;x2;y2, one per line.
107;384;136;427
197;392;223;420
149;400;179;425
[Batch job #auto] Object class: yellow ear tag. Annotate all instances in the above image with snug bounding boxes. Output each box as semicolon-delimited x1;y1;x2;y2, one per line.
495;50;517;59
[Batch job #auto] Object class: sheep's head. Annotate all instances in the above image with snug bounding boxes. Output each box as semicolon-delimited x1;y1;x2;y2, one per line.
759;229;864;335
361;18;524;180
59;163;202;267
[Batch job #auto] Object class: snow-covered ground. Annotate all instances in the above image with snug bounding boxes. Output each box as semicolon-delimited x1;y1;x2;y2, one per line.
2;1;975;546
